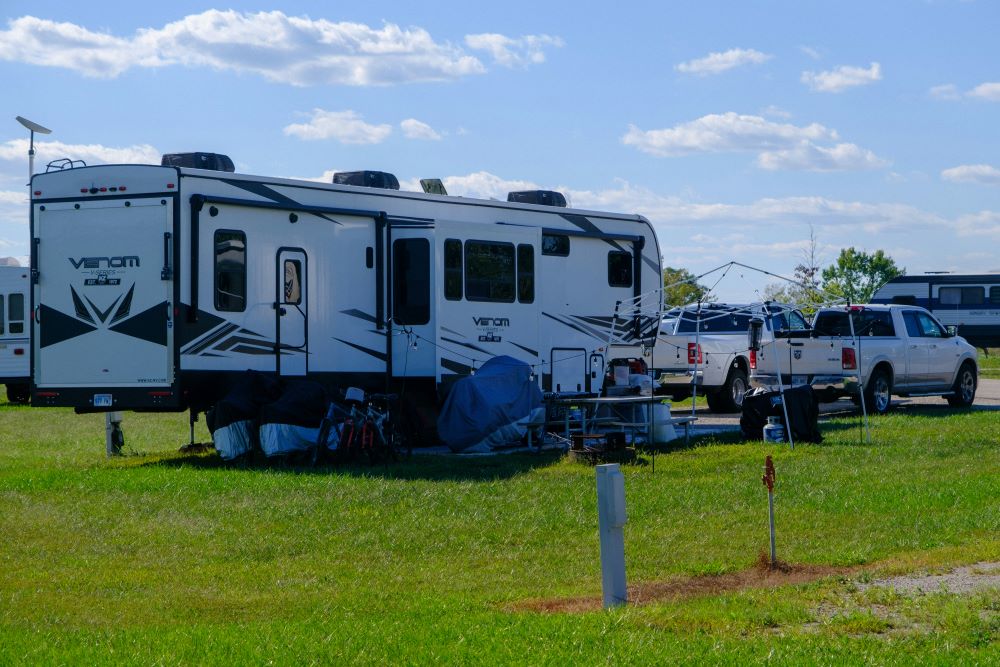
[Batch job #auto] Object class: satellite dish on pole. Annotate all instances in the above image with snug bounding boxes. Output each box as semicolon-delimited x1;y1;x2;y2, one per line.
16;116;52;135
15;115;52;185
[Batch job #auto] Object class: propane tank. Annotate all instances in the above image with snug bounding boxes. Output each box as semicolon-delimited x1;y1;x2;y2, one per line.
763;416;786;444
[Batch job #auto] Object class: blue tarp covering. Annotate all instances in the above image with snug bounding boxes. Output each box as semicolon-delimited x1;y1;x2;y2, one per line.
437;356;543;452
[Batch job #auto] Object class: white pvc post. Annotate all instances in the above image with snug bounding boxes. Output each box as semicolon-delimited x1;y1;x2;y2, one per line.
596;463;628;608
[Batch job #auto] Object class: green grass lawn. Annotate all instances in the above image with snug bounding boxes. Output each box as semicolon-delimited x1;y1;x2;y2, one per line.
979;349;1000;379
1;389;997;664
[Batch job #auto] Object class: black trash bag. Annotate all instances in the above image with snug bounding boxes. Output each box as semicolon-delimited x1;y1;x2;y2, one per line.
740;385;822;443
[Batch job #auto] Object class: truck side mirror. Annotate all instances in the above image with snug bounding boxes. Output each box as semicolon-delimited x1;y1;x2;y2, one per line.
945;325;958;337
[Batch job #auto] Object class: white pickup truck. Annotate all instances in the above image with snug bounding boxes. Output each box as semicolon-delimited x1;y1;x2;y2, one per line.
749;304;979;414
652;303;809;412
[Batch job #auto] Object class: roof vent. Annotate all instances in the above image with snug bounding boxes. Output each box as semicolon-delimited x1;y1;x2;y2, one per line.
506;190;567;207
161;152;235;172
332;171;400;190
420;178;448;195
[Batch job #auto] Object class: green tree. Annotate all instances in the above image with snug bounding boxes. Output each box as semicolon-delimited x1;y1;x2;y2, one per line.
820;247;903;304
662;266;713;306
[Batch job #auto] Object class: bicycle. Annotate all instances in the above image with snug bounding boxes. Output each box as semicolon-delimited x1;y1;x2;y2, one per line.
316;389;406;465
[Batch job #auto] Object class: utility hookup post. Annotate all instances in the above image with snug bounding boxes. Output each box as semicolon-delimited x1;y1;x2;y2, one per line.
596;463;628;608
105;412;124;457
762;455;776;567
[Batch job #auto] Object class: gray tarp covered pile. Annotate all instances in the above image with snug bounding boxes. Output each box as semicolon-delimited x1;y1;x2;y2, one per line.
437;356;544;453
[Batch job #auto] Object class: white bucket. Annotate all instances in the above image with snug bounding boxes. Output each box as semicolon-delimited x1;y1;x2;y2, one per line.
652;401;676;443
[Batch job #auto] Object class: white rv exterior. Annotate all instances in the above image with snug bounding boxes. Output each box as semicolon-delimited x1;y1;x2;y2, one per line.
29;162;661;413
0;265;30;402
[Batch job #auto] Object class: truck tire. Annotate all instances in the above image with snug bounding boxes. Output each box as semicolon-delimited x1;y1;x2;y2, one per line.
5;383;29;405
946;363;977;407
862;369;892;415
707;367;748;414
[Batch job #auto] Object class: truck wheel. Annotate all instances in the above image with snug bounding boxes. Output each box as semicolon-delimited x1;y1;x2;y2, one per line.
863;370;892;415
946;363;977;407
5;383;29;405
708;367;748;413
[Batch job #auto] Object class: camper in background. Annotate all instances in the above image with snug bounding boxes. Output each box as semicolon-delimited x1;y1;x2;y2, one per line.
0;263;30;403
871;273;1000;350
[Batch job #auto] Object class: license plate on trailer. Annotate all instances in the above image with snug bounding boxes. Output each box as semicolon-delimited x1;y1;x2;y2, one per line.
93;394;113;407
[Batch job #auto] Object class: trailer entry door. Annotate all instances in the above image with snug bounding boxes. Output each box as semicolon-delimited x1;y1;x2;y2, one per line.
34;197;176;407
276;248;308;376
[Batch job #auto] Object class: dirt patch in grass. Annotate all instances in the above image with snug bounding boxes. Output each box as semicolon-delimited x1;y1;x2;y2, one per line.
857;561;1000;595
514;553;857;614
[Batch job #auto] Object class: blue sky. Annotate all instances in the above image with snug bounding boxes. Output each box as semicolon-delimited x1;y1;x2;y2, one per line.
1;1;999;302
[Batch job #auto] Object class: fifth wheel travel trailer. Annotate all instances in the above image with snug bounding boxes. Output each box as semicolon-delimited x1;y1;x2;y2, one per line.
871;273;1000;349
0;264;30;403
29;153;661;422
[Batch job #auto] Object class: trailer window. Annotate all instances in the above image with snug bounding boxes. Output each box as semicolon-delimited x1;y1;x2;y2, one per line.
465;241;515;302
939;286;984;305
8;293;24;334
214;230;247;312
392;238;430;325
444;239;462;301
0;295;4;335
608;251;632;288
517;244;534;303
992;286;1000;304
283;260;302;305
542;234;570;256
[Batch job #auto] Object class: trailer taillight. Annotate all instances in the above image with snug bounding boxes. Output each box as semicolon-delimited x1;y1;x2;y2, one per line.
749;349;757;369
687;342;702;364
842;347;857;370
13;348;24;356
166;183;175;189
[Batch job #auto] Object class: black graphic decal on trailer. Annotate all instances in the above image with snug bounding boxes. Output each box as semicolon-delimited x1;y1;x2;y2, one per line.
108;301;169;346
38;304;97;348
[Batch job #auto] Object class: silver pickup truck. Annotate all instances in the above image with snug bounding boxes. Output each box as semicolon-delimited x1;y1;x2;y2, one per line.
750;304;979;413
653;303;808;412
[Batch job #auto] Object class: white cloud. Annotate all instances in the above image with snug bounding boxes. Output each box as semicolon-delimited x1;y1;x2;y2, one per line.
760;105;792;119
929;82;1000;101
0;139;160;165
968;82;1000;101
929;83;961;100
801;62;881;92
283;109;392;144
439;171;543;201
400;119;442;141
941;164;1000;185
0;11;516;86
675;48;771;75
757;142;889;171
799;45;822;60
464;33;563;67
621;112;886;171
0;190;25;205
955;210;1000;239
622;113;836;157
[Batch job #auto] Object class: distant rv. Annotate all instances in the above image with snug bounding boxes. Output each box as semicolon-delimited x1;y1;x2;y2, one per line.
0;264;30;403
871;273;1000;349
